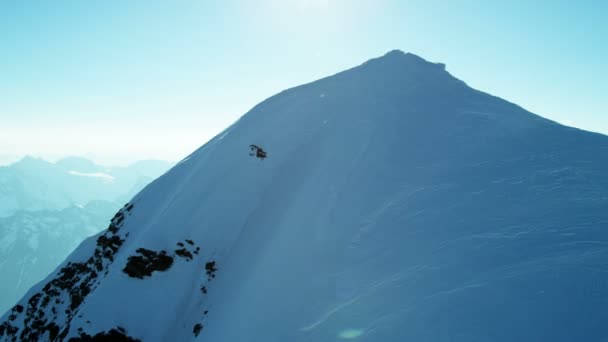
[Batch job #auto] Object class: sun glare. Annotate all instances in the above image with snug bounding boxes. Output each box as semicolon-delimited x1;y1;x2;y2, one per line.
296;0;330;13
338;328;364;339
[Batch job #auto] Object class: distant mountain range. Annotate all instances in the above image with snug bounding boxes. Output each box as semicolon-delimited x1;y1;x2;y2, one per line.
0;157;173;313
0;156;172;217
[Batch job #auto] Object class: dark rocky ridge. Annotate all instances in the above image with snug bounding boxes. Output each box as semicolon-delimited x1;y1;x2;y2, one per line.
0;203;133;341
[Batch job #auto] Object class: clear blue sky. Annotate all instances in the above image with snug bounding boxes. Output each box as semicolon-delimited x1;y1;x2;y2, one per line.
1;0;606;165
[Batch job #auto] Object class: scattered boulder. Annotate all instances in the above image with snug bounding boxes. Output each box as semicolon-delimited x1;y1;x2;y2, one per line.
108;224;119;234
193;323;203;337
123;248;174;279
175;239;200;260
68;327;140;342
175;248;193;260
205;261;218;280
96;235;124;254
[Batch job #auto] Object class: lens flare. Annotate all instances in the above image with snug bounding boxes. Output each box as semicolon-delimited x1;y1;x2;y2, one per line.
338;329;364;339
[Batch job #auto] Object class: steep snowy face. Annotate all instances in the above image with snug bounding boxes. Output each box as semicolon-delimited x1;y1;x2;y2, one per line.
2;50;608;342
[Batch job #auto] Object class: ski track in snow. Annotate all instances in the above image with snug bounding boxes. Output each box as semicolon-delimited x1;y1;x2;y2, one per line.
299;295;362;332
423;282;488;300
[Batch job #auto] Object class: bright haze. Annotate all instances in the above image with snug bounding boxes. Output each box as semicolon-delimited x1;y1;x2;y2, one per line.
1;0;606;165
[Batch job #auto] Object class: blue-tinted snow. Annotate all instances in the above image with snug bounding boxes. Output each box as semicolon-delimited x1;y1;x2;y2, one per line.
2;50;608;341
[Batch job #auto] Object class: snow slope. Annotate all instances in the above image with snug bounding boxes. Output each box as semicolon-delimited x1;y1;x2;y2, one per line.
2;50;608;341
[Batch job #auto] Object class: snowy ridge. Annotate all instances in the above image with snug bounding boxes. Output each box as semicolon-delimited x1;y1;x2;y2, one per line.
2;51;608;341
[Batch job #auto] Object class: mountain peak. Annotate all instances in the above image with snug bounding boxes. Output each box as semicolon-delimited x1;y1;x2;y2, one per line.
382;49;420;60
383;49;408;57
363;49;446;71
11;155;51;169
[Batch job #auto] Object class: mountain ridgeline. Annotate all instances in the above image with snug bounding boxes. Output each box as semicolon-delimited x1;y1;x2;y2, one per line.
0;157;172;217
1;51;607;341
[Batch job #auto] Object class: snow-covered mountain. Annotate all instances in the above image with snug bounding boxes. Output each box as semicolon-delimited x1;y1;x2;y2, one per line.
2;50;608;341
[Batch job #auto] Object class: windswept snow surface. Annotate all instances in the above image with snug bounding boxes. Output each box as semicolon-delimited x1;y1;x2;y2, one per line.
2;50;608;341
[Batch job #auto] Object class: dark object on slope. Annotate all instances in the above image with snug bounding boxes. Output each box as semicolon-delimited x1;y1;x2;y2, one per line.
249;144;267;160
122;248;174;279
193;323;203;337
68;327;140;342
205;261;218;280
175;248;193;260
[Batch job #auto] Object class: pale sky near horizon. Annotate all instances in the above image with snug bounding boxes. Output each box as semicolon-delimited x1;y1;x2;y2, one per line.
1;0;606;166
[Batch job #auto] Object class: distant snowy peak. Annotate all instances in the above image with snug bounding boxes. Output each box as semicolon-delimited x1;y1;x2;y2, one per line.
0;157;173;216
9;156;50;170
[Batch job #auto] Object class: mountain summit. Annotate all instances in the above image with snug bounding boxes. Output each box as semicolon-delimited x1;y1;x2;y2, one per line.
2;51;607;341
